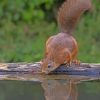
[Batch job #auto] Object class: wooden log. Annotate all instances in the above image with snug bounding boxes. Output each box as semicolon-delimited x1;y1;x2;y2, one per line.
0;62;99;76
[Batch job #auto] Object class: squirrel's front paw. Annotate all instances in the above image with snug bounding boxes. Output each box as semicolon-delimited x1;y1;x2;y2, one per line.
72;60;80;65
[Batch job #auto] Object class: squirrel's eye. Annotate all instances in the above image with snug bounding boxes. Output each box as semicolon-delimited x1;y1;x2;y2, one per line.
48;64;51;68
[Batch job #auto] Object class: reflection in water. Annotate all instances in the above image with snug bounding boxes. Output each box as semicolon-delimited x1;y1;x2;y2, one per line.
42;80;78;100
0;74;99;100
41;75;100;100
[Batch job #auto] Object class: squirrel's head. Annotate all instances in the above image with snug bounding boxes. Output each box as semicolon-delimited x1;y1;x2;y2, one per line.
41;58;58;74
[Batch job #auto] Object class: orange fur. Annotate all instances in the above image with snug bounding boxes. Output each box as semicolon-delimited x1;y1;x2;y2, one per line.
41;0;92;74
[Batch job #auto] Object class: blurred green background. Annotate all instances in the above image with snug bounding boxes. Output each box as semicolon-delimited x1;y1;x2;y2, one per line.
0;1;100;100
0;0;99;63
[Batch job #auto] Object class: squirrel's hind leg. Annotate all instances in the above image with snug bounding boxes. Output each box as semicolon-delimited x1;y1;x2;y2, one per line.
65;51;72;67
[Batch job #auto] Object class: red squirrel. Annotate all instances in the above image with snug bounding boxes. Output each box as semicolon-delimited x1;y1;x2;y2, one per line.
41;0;92;74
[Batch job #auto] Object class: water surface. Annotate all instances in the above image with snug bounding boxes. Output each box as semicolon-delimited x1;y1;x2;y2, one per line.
0;74;99;100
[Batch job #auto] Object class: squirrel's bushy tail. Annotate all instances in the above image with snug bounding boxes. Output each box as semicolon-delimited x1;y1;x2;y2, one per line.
57;0;92;33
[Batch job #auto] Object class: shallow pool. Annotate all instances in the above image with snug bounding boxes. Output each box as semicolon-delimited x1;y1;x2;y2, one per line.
0;74;99;100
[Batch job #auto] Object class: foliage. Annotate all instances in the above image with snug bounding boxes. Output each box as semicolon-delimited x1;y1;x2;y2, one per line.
0;0;54;23
0;1;100;99
0;0;99;63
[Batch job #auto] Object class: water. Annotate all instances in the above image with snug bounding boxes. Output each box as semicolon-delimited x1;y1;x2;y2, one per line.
78;81;100;100
0;81;44;100
0;74;99;100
